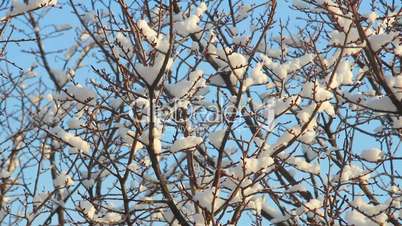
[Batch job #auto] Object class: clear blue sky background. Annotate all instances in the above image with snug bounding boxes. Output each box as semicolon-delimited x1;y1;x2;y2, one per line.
2;0;400;225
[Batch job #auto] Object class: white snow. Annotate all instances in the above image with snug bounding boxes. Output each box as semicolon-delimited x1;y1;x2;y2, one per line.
304;198;321;210
67;117;82;129
363;96;397;112
292;0;309;9
165;70;205;98
49;126;90;154
360;148;383;162
193;187;224;212
78;200;96;219
51;69;71;87
9;0;58;16
208;129;226;148
174;3;207;37
273;96;300;115
299;130;316;144
301;81;333;101
135;54;173;85
236;4;251;21
330;60;354;88
392;117;402;128
287;183;307;193
193;213;205;226
368;32;398;51
110;97;123;110
252;63;268;84
114;32;134;57
367;12;378;23
346;197;389;225
33;192;51;207
127;162;139;172
395;45;402;56
170;136;203;153
319;101;335;117
233;35;250;46
243;155;274;174
274;126;300;148
227;52;248;82
250;196;264;214
65;84;96;105
137;20;160;46
339;164;369;182
54;171;74;188
345;209;368;225
288;157;320;175
100;212;122;223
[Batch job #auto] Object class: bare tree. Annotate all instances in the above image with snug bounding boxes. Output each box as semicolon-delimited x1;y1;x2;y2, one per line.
0;0;401;225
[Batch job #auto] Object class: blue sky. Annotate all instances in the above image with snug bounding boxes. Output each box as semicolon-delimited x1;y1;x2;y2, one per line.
2;0;401;225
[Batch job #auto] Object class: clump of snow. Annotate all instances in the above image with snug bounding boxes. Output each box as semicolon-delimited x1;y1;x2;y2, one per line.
49;126;90;154
263;203;289;224
127;162;139;172
274;126;300;148
292;0;310;9
288;157;320;175
109;97;123;110
193;187;224;212
139;127;162;158
395;45;402;56
77;200;96;219
273;96;300;116
233;35;250;46
345;210;368;225
346;197;389;225
236;4;251;21
249;196;265;215
9;0;58;16
319;101;335;117
326;2;352;31
329;60;354;88
303;198;321;211
252;63;268;84
193;213;205;226
301;81;333;101
137;20;160;46
174;3;207;37
65;84;96;105
67;117;82;129
208;129;226;148
165;70;205;98
54;171;74;188
135;54;173;85
211;48;248;85
98;212;122;224
363;95;397;112
226;52;248;83
51;69;71;87
33;192;51;208
114;32;134;57
368;32;398;51
392;117;402;129
287;183;307;193
243;155;274;174
170;136;203;153
366;12;378;23
297;103;316;123
298;129;316;144
360;148;383;162
338;164;370;182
